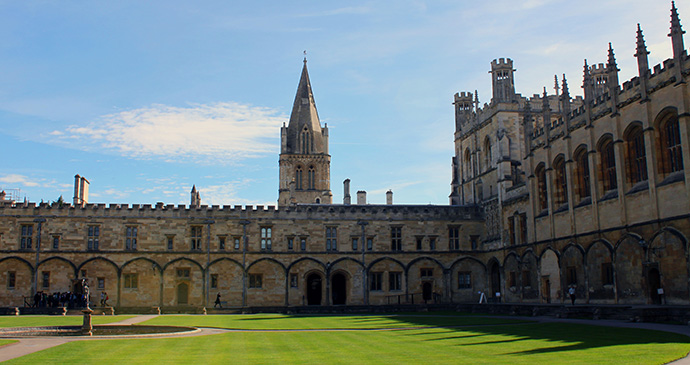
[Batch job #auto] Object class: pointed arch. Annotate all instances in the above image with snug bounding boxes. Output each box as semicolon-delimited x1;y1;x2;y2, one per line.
122;257;162;272
367;257;406;272
535;162;548;211
308;165;315;190
0;256;33;272
37;256;77;274
327;257;364;274
552;154;568;206
287;257;326;272
247;257;287;274
162;257;203;272
77;256;120;274
623;122;648;185
573;144;591;201
208;257;244;271
655;107;683;175
597;134;617;192
404;256;445;274
295;165;303;190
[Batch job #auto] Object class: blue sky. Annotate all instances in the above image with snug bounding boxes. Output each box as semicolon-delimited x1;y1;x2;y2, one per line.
0;0;681;206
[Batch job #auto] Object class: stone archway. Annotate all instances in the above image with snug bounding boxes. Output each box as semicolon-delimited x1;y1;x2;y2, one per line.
306;273;322;305
489;261;501;301
648;267;661;305
331;273;346;305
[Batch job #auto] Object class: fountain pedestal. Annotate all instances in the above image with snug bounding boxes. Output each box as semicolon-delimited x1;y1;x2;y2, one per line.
81;307;93;336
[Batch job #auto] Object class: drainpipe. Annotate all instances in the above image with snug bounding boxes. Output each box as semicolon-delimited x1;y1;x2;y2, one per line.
358;221;368;305
240;220;251;307
32;218;46;297
203;219;215;307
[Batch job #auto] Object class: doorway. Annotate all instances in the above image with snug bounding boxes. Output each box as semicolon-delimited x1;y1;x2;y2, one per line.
306;273;322;305
490;262;501;301
542;276;551;303
422;282;432;302
331;273;346;305
648;268;661;305
177;282;189;305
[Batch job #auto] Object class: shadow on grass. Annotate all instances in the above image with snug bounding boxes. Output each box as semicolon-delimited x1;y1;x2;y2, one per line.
234;314;690;355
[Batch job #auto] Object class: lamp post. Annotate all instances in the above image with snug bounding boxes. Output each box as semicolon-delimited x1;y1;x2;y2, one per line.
32;218;46;297
358;220;368;305
203;219;215;307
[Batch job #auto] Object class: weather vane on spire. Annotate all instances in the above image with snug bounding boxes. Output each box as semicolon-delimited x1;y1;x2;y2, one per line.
303;50;307;63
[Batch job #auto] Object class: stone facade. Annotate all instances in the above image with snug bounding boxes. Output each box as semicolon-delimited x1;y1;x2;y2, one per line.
450;3;690;305
1;4;690;309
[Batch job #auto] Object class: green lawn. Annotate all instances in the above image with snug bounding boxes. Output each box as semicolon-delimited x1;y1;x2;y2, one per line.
2;314;690;364
0;315;135;328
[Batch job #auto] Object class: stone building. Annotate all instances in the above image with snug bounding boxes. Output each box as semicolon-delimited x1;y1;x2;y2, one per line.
450;2;690;305
0;3;689;309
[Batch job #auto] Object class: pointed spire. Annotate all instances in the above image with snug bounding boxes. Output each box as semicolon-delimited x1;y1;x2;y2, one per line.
287;58;323;139
561;74;570;97
607;43;618;71
554;75;560;96
561;74;571;118
583;59;594;102
636;24;651;100
191;185;196;193
474;90;479;111
669;1;686;83
607;43;620;87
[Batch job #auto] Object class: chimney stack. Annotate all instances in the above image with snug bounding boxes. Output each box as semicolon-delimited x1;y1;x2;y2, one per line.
386;190;393;205
73;174;89;206
343;179;351;205
357;191;367;205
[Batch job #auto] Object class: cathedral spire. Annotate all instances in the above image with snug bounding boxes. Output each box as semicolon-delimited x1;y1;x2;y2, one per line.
670;1;686;84
636;24;651;101
561;74;571;127
288;58;322;134
582;59;594;103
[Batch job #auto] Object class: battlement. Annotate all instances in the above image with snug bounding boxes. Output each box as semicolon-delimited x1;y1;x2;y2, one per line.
590;63;607;74
0;200;482;221
491;58;514;69
455;91;474;100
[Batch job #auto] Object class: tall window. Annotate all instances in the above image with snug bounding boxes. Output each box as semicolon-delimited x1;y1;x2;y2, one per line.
42;271;50;289
574;147;591;200
20;224;33;250
234;237;241;250
190;226;202;250
659;112;684;174
553;157;568;206
288;237;294;250
367;237;373;251
519;214;527;244
351;237;358;250
416;237;423;251
167;236;174;251
484;137;492;171
300;129;311;154
626;125;647;184
218;236;226;250
87;225;99;251
308;166;315;190
326;227;337;251
52;236;60;250
370;272;383;291
261;227;272;251
295;166;303;190
7;271;15;289
449;226;460;250
429;237;436;250
391;227;402;251
599;138;617;192
389;272;402;291
508;217;516;246
249;274;263;289
464;149;472;178
566;266;577;286
126;226;138;251
300;237;307;251
211;274;218;289
458;272;471;289
535;163;548;211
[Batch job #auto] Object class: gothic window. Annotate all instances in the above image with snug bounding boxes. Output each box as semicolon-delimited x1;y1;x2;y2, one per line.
87;225;100;251
249;274;262;289
124;273;138;289
508;216;515;246
20;224;33;250
125;226;137;251
458;272;471;289
553;156;568;206
7;271;15;289
535;163;548;211
218;236;226;250
389;272;402;291
625;124;647;185
52;235;60;250
41;271;50;289
308;166;315;190
326;227;337;251
370;272;383;291
574;146;591;200
295;166;303;190
658;110;683;174
300;129;311;154
190;226;202;250
464;148;472;179
599;137;617;192
484;137;492;171
448;226;460;250
391;227;402;251
519;213;527;244
260;227;272;251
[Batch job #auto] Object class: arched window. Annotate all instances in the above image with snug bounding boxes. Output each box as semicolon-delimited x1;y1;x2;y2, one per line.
658;110;683;174
484;137;492;171
535;163;548;212
464;149;472;179
574;146;591;201
599;137;617;192
553;156;568;206
308;166;315;190
301;129;311;154
624;124;647;184
295;166;303;190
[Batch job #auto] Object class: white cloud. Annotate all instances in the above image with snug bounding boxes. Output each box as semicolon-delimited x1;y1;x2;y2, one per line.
0;174;41;187
51;102;286;164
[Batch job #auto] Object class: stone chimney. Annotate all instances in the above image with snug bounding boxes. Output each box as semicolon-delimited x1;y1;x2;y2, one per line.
73;174;89;206
356;191;367;205
343;179;351;205
386;190;393;205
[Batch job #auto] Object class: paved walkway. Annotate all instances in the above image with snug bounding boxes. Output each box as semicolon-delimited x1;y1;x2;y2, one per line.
0;314;689;363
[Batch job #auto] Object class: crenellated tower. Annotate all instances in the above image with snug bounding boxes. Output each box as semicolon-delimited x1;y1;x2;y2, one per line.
490;58;516;103
278;58;332;206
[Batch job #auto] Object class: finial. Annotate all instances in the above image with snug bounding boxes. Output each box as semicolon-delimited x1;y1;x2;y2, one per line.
562;74;569;95
303;50;307;63
607;42;618;70
554;75;559;95
636;24;650;57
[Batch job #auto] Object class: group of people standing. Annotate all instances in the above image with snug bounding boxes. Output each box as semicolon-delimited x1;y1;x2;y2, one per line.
32;291;88;308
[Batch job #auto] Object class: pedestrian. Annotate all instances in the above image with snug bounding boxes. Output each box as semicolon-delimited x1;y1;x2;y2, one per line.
103;292;109;307
214;292;222;308
100;291;105;307
568;286;576;305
